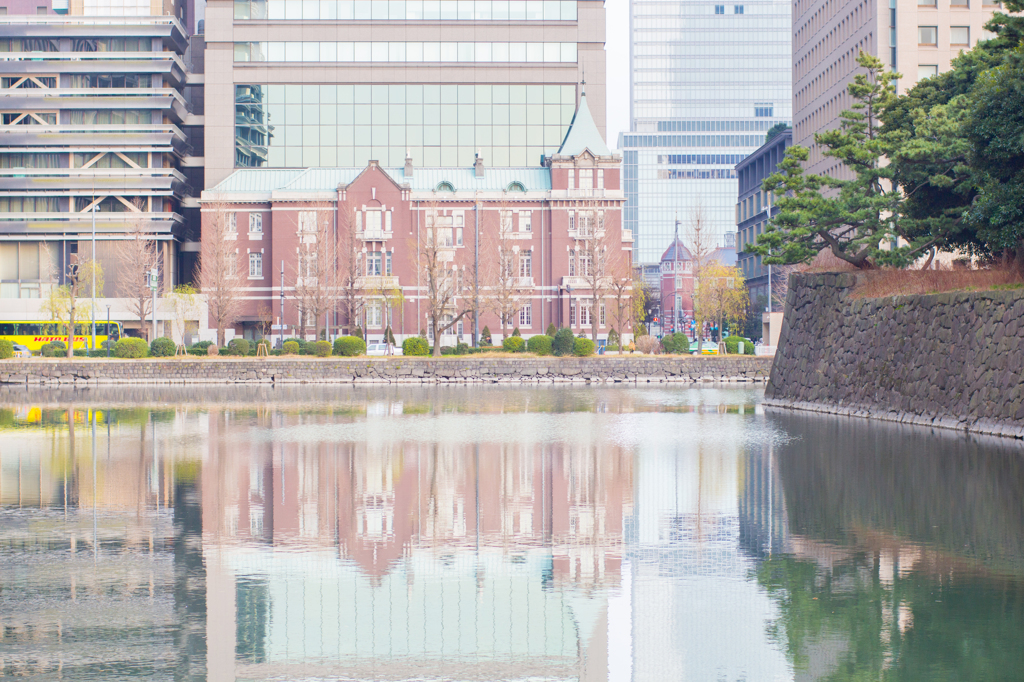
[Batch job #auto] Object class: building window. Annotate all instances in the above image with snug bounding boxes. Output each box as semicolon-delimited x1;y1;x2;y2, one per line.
568;169;574;188
578;168;593;189
298;210;317;233
714;4;725;13
734;4;743;12
366;302;382;328
950;26;970;45
249;213;262;232
367;251;382;276
363;209;382;235
918;26;938;46
519;303;532;327
918;64;939;80
249;252;262;278
579;252;592;276
568;249;576;276
950;0;968;5
918;0;937;6
520;250;532;277
227;213;238;232
599;302;606;327
755;105;773;117
569;300;576;326
519;211;532;232
385;252;392;276
580;301;592;326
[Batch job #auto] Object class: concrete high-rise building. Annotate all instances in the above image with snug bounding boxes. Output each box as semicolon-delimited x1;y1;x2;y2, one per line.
793;0;1002;177
622;0;792;265
203;0;608;187
0;14;203;331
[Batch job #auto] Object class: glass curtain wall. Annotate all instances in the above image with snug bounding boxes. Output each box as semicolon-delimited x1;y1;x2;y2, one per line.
626;0;791;264
236;83;579;168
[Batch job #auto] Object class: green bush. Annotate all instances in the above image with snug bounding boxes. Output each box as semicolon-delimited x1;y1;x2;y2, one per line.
353;326;364;339
511;327;521;337
552;328;575;356
0;339;14;359
114;337;148;359
41;340;67;357
150;337;175;357
607;328;620;347
187;341;212;356
546;323;558;337
283;340;300;355
502;336;526;353
573;337;595;357
606;344;620;352
480;326;492;345
228;338;251;356
333;335;366;356
455;342;470;355
313;340;332;357
526;334;552;355
440;345;455;355
661;333;690;355
725;335;755;355
402;336;430;356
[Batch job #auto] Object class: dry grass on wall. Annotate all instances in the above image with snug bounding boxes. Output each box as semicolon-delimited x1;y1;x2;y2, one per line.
851;265;1023;298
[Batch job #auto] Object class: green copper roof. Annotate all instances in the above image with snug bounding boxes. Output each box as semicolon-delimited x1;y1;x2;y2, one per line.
211;169;304;192
557;92;611;157
209;166;551;194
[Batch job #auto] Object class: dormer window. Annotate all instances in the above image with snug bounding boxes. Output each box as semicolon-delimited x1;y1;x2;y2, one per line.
506;181;526;192
435;181;455;193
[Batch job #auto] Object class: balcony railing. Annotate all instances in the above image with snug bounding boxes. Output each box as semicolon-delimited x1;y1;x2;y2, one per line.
356;229;392;241
355;275;399;290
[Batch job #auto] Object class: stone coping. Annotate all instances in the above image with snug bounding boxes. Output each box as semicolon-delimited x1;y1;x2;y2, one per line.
0;356;772;386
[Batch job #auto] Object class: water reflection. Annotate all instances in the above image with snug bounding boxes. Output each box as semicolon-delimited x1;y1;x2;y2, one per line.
0;387;1021;681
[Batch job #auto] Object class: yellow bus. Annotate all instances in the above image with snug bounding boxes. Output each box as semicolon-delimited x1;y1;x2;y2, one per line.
0;320;122;353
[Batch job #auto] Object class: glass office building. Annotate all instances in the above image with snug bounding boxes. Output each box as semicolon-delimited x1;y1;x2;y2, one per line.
623;0;791;264
206;0;607;187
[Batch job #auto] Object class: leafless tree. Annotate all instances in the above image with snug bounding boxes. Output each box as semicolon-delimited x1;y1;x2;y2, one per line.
484;196;533;339
572;200;615;343
115;200;161;340
196;202;243;347
337;204;364;336
416;198;472;356
291;201;337;339
683;199;716;352
608;256;634;344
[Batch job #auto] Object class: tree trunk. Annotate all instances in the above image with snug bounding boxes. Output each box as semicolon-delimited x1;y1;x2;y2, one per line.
217;325;225;348
431;318;441;356
67;307;75;359
592;295;599;343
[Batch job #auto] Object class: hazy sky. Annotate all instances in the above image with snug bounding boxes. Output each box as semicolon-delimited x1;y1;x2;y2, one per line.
605;0;631;150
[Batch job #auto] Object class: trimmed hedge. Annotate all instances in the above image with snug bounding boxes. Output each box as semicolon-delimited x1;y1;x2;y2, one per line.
313;340;332;357
282;340;300;355
573;337;595;357
228;338;251;356
725;335;756;355
402;336;430;356
526;334;552;355
661;333;690;355
150;337;175;357
333;335;366;356
0;339;13;359
502;336;526;353
552;328;575;356
114;337;148;358
41;340;66;357
546;323;557;336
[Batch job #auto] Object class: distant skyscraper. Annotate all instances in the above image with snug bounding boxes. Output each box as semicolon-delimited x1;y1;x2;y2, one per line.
622;0;792;264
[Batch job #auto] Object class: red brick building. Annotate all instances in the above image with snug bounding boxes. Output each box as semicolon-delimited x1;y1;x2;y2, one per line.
658;237;736;337
200;93;632;346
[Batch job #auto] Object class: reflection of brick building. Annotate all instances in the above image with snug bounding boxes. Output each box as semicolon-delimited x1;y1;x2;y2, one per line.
200;93;633;345
199;403;632;679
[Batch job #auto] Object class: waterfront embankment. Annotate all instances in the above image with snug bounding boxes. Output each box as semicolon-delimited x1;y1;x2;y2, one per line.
765;272;1024;439
0;356;771;386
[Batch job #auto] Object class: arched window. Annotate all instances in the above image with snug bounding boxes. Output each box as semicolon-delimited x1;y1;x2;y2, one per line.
506;181;526;192
435;181;455;193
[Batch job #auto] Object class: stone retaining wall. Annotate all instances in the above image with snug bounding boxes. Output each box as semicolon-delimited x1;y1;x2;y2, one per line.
0;356;771;386
765;272;1024;439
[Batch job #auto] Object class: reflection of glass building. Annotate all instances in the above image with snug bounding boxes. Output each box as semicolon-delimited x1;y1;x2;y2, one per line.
623;0;792;264
207;0;608;185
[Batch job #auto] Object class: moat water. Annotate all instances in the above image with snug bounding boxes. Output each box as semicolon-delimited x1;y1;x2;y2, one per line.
1;385;1022;681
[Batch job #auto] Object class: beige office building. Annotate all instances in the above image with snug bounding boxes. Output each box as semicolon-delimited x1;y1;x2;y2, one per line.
203;0;607;188
793;0;1001;177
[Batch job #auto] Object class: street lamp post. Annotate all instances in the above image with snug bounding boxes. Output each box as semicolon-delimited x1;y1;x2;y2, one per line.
106;305;111;357
91;202;96;351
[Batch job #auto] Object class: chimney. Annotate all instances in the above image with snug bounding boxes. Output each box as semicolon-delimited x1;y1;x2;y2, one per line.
474;149;484;178
404;149;413;177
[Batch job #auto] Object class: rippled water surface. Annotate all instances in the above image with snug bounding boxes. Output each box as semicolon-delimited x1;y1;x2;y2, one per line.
1;385;1022;681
